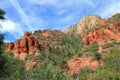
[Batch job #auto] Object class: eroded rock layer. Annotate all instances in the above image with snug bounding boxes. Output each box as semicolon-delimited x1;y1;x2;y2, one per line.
6;32;40;60
6;30;63;60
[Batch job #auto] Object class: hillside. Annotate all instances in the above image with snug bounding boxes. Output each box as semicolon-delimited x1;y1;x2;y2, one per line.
2;13;120;80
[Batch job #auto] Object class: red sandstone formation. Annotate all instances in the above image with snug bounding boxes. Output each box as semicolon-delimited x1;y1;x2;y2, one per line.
25;59;37;70
67;57;104;75
6;32;40;60
83;27;120;45
6;30;62;60
15;37;40;60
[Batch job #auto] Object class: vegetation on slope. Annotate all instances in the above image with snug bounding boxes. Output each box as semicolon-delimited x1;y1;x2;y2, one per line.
1;33;120;80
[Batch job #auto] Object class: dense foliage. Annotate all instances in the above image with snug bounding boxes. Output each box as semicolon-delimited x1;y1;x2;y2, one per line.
93;46;120;80
0;9;6;78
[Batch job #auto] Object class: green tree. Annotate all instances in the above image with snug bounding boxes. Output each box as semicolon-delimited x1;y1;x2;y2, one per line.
0;9;5;54
0;9;5;78
0;9;5;19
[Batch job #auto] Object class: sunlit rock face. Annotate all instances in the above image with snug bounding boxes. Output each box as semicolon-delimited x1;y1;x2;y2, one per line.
6;32;40;60
64;15;102;35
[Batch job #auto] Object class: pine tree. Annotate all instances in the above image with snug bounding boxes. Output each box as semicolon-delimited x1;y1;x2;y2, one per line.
0;9;5;54
0;9;5;77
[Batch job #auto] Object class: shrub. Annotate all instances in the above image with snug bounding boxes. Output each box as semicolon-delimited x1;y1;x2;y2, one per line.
93;52;102;61
0;52;25;80
92;47;120;80
72;67;93;80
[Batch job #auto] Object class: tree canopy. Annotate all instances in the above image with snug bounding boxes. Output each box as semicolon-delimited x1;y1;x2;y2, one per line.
0;9;5;19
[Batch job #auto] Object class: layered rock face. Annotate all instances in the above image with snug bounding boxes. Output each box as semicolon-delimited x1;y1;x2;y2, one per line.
6;32;40;60
83;15;120;45
6;30;63;60
64;15;102;35
83;23;120;45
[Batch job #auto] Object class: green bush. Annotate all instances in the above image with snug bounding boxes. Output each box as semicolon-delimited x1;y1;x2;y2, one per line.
102;42;116;49
24;61;72;80
0;52;25;80
93;52;102;61
93;47;120;80
72;67;93;80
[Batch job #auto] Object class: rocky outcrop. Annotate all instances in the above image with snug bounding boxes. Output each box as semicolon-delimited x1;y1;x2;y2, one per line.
83;23;120;45
14;36;40;60
67;57;104;75
6;30;63;60
6;32;40;60
64;13;120;46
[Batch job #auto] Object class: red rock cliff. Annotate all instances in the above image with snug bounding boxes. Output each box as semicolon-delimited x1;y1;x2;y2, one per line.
6;32;40;60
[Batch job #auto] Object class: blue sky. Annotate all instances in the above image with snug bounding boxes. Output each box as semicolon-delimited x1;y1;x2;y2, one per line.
0;0;120;42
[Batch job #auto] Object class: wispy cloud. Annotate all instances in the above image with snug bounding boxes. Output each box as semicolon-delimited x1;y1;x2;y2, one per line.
9;0;34;31
83;0;95;8
29;0;58;6
98;0;120;18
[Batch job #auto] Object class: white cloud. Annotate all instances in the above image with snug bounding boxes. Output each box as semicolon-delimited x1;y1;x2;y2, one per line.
1;0;120;43
0;20;16;32
0;19;23;39
28;0;94;7
57;9;67;16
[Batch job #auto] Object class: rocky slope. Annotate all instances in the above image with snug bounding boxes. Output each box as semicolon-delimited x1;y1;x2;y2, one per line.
5;13;120;77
